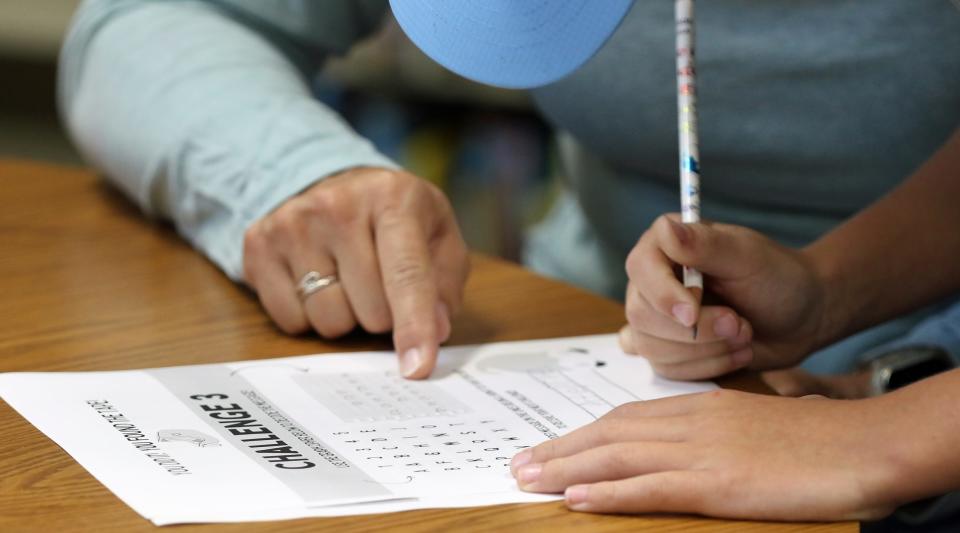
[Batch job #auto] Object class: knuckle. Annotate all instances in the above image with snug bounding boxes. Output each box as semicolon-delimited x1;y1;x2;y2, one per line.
424;180;449;205
267;204;304;239
358;309;393;334
537;457;566;485
607;403;635;419
644;478;669;508
627;331;654;356
598;445;631;472
595;481;620;508
305;186;355;227
624;235;651;276
259;294;308;335
241;228;266;282
242;223;267;255
624;299;650;329
270;308;308;335
311;314;356;339
653;292;677;316
602;402;644;420
529;441;552;463
653;214;674;235
377;171;418;201
377;203;425;242
391;256;431;288
596;420;625;444
624;247;640;275
275;317;308;336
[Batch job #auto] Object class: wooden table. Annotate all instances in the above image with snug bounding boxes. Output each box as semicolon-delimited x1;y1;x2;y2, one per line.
0;161;855;532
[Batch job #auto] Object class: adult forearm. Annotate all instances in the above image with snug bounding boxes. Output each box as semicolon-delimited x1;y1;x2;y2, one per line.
59;0;395;280
805;128;960;346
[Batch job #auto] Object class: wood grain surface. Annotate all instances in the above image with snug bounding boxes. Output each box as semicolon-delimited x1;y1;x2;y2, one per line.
0;161;855;532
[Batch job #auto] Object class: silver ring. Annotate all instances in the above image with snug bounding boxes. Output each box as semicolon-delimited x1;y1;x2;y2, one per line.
296;271;339;301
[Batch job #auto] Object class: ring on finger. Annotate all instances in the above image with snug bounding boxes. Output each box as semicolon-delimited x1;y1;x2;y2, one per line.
296;271;339;301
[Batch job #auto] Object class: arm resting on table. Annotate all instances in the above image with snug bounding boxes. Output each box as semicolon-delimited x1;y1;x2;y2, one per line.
59;0;395;280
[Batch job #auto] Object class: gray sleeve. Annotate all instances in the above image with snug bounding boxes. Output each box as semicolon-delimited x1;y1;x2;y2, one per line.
59;0;397;281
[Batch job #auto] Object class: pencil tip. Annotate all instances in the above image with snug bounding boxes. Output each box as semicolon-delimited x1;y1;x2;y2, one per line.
692;324;698;340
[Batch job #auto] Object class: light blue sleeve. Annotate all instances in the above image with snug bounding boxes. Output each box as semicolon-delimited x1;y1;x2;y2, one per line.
59;0;397;281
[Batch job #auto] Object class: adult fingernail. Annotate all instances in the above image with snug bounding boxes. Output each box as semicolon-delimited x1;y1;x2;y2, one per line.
667;218;692;245
400;347;426;378
713;314;738;339
517;464;542;486
731;347;753;366
511;449;533;471
672;303;696;327
565;485;590;509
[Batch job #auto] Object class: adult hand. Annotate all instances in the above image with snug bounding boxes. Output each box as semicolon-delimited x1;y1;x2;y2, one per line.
242;167;469;379
621;214;829;380
510;390;899;521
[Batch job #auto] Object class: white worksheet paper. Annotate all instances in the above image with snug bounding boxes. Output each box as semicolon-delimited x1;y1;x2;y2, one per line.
0;334;714;525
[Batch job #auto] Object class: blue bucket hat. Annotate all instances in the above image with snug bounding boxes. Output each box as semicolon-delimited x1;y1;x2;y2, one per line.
389;0;635;89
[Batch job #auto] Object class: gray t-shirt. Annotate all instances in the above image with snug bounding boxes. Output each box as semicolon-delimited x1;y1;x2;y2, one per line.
528;0;960;296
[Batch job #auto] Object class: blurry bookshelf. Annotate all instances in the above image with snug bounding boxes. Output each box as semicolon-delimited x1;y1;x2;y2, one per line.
0;0;83;164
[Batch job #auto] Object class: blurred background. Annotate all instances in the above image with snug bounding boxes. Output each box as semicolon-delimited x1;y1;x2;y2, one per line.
0;0;558;261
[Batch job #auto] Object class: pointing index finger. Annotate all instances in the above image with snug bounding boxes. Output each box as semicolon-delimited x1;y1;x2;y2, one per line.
375;210;442;380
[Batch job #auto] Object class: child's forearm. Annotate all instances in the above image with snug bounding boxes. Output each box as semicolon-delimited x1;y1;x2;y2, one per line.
873;368;960;506
804;128;960;347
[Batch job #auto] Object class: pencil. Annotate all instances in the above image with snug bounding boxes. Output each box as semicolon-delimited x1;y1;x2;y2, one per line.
675;0;703;339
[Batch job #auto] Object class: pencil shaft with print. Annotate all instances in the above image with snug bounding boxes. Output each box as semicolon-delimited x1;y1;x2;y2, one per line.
676;0;703;337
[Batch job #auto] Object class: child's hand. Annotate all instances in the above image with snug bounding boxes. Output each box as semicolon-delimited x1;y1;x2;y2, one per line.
511;390;899;521
621;214;828;380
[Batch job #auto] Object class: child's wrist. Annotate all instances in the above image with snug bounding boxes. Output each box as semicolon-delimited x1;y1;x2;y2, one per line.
799;243;855;351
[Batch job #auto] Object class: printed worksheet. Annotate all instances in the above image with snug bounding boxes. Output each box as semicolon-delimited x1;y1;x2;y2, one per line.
0;334;714;525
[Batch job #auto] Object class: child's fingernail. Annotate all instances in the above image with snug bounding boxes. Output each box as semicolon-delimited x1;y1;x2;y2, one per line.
511;449;533;471
565;485;590;509
517;463;542;485
672;303;696;327
713;314;738;339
